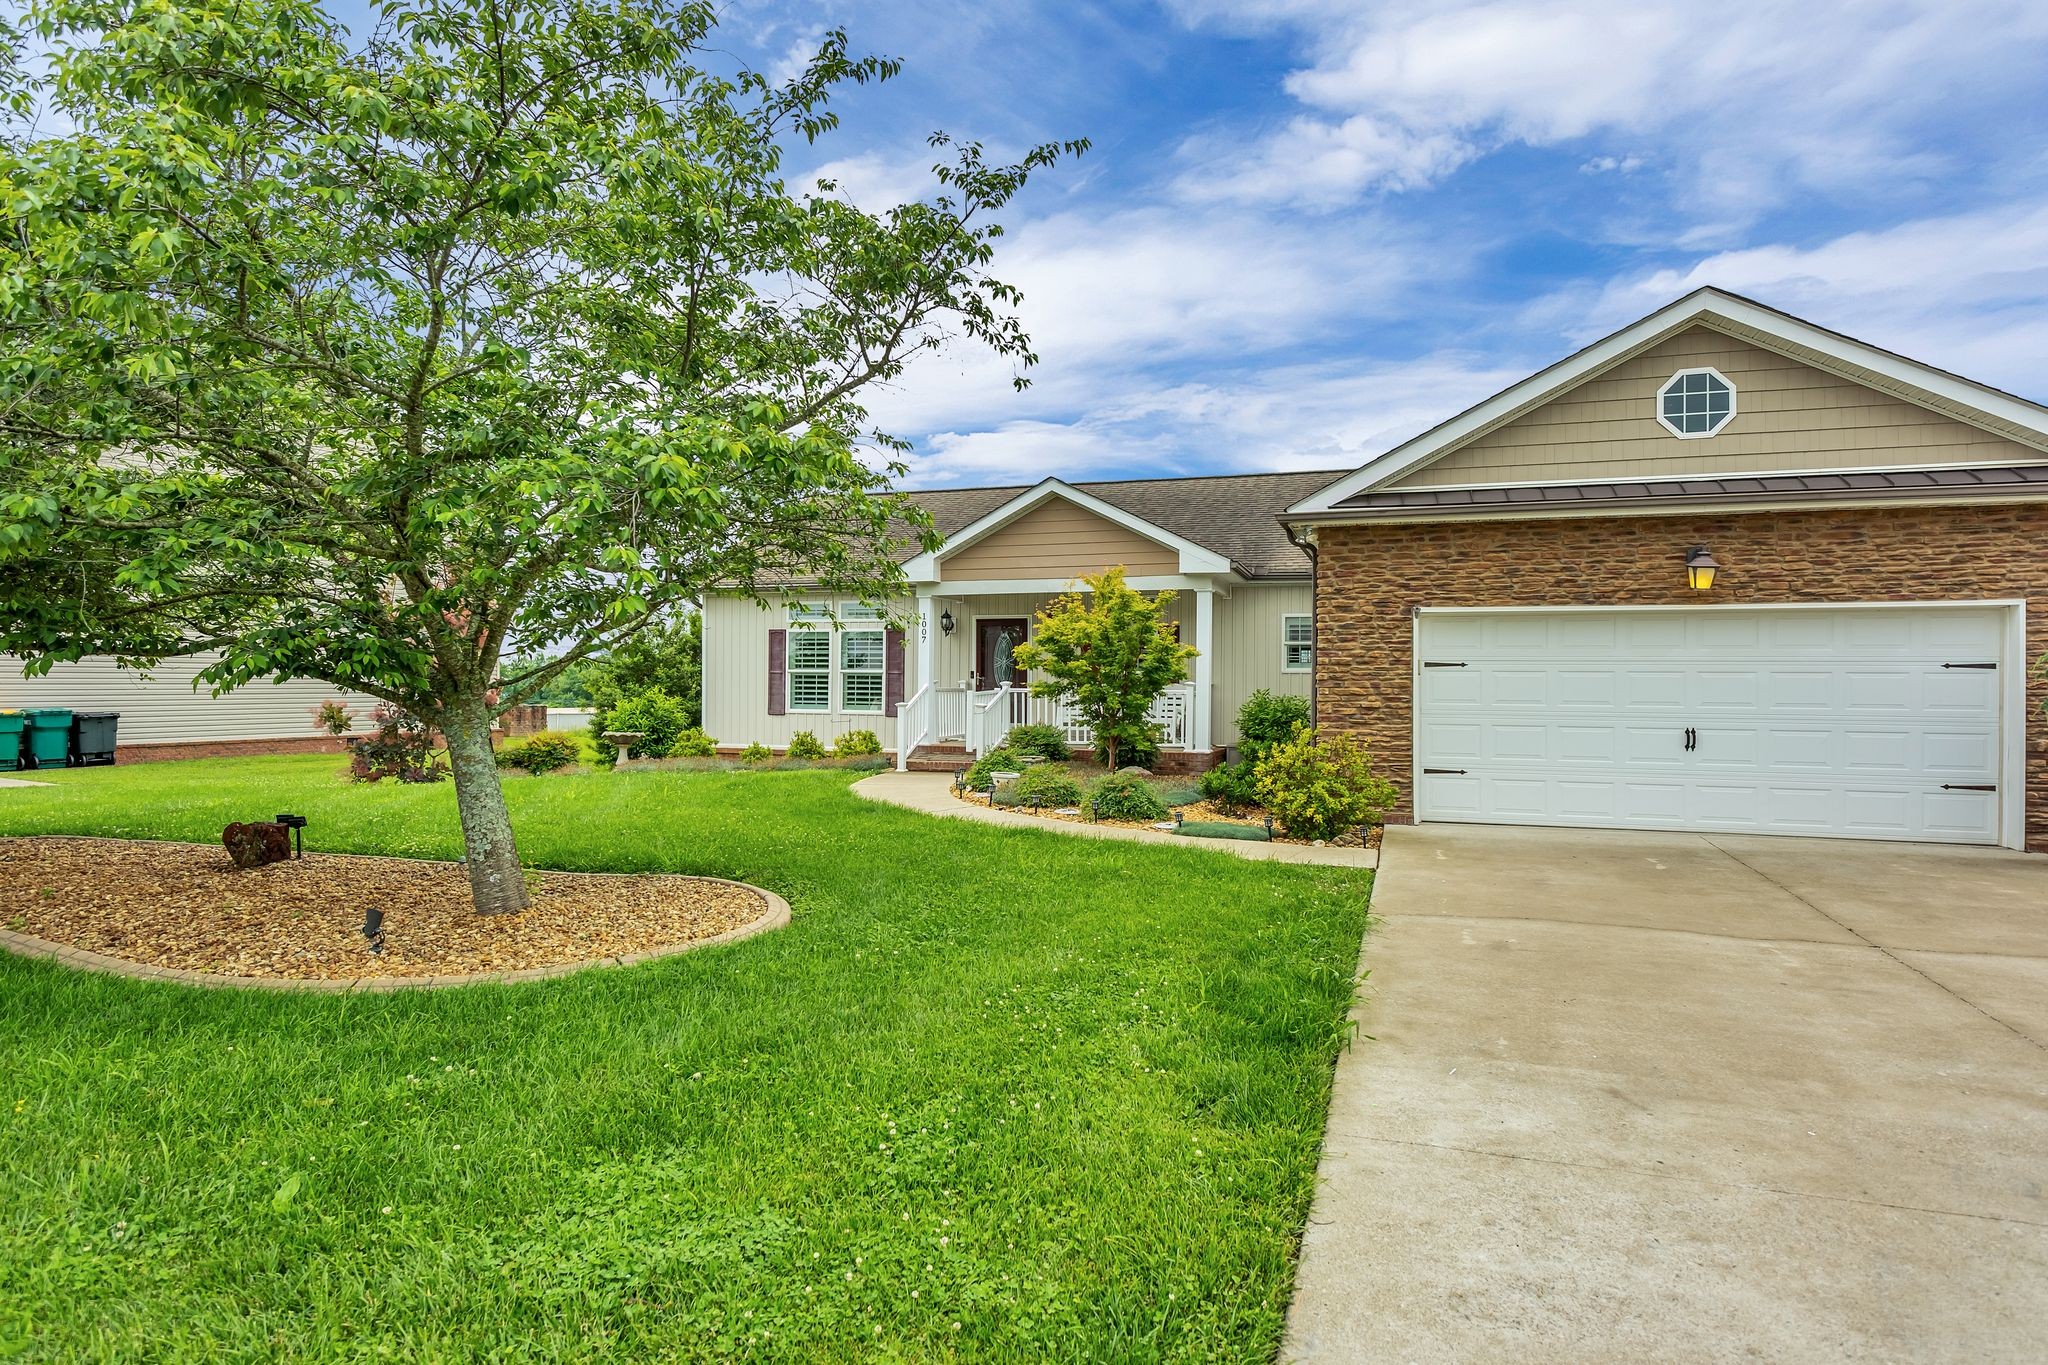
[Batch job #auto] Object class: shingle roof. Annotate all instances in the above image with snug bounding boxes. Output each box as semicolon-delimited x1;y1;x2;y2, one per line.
1311;463;2048;517
905;469;1349;579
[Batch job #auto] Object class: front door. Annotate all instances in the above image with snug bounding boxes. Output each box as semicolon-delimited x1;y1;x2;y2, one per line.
975;618;1029;689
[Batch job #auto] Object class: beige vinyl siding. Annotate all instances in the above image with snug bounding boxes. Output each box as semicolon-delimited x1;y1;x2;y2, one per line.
1209;584;1311;747
0;655;377;746
939;498;1179;580
1390;324;2045;489
699;594;911;751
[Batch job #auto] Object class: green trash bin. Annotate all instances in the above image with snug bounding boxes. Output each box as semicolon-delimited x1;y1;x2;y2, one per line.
23;708;73;769
0;711;23;773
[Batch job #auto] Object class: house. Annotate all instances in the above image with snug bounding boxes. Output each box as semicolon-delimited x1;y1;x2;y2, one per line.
701;470;1339;772
713;286;2048;852
0;654;379;762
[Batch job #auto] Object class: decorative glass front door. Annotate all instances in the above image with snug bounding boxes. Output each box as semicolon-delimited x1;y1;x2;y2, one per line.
975;618;1029;688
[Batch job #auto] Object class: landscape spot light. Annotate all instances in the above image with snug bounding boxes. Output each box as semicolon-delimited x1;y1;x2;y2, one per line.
362;906;385;955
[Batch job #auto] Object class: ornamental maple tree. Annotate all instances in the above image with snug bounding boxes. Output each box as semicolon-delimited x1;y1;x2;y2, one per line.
0;0;1083;912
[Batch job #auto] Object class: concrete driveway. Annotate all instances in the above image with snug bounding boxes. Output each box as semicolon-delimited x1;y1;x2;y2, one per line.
1284;824;2048;1364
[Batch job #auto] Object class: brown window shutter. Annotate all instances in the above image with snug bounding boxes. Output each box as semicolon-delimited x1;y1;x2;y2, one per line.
884;627;906;711
767;629;787;716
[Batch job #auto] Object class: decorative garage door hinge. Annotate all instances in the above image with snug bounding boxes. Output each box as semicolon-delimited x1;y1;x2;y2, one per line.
1421;661;1468;668
1423;767;1468;775
1941;784;1996;791
1940;662;1997;669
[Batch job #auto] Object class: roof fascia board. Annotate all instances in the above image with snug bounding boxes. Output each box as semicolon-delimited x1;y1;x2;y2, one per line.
1285;488;2048;528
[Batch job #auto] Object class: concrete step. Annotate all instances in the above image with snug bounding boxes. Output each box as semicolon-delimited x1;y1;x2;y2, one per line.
906;744;972;772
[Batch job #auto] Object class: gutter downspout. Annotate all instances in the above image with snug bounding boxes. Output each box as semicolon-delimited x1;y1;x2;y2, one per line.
1282;521;1319;731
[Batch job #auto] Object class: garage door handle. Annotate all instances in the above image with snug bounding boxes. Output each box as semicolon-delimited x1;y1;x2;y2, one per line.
1684;727;1696;751
1941;783;1996;792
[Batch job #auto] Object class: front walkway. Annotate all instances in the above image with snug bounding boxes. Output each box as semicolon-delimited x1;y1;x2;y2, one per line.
1285;822;2048;1363
850;771;1377;867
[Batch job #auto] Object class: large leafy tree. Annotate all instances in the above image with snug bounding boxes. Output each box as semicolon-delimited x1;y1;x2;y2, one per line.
0;0;1081;912
1012;567;1195;770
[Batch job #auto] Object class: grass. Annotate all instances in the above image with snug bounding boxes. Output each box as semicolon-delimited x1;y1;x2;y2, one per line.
0;756;1371;1362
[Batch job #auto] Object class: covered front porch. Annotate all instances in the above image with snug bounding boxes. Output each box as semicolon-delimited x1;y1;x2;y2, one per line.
893;582;1218;767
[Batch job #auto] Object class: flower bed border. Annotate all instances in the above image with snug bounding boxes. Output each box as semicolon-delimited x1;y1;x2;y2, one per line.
0;837;790;992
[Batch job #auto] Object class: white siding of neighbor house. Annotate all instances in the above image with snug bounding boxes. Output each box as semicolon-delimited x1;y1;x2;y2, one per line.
702;583;1313;752
0;655;378;746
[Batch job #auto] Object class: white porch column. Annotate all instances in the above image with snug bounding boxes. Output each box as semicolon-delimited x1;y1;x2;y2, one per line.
1191;586;1214;753
915;592;937;697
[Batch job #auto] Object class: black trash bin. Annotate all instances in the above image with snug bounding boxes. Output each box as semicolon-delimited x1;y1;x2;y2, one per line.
69;711;120;766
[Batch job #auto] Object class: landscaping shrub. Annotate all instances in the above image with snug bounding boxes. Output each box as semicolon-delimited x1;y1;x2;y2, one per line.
308;699;356;737
963;745;1022;790
1087;770;1168;822
738;742;771;764
495;731;582;775
832;728;882;756
785;730;827;760
343;703;448;783
1254;726;1399;841
590;688;688;764
1236;689;1311;762
1011;764;1083;808
1174;820;1270;842
1003;723;1070;762
1153;776;1203;807
1114;730;1161;772
669;726;716;757
1199;759;1260;813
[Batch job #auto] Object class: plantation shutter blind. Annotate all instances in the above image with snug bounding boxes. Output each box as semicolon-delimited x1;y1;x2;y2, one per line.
884;628;906;712
767;629;787;716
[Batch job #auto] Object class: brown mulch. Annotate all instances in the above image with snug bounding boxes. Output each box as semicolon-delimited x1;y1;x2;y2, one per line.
951;787;1381;848
0;837;768;980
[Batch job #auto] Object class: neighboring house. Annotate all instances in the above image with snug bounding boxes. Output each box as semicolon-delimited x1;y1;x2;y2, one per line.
707;287;2048;852
701;470;1340;771
1;654;377;762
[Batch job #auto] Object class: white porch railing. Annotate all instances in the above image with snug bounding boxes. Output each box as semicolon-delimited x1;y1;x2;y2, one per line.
964;682;1196;756
893;682;933;772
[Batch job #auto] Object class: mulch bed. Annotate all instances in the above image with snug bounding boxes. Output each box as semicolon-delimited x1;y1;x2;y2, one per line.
0;837;768;981
951;788;1381;849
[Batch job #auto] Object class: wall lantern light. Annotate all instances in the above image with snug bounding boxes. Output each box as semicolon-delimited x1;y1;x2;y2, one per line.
939;609;956;636
1685;546;1720;592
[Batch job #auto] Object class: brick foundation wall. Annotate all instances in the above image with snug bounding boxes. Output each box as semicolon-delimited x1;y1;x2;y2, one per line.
114;736;350;765
1312;503;2048;852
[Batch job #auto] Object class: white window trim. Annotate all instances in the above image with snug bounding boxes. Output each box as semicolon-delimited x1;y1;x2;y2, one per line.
786;600;889;715
1655;366;1737;440
1281;613;1314;673
838;625;887;715
785;615;832;713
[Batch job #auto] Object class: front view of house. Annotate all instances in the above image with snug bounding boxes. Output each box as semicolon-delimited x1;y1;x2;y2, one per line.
703;287;2048;852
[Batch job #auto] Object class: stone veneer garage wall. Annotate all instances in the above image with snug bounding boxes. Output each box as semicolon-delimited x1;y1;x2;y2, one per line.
1311;503;2048;852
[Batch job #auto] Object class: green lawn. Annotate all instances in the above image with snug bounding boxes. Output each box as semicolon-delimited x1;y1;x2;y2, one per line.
0;757;1370;1362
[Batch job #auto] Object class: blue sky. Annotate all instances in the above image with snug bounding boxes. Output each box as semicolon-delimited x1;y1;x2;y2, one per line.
698;0;2048;490
97;0;2048;487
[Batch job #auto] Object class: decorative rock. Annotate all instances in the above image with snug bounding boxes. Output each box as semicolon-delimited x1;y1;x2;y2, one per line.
222;821;291;869
1117;765;1153;777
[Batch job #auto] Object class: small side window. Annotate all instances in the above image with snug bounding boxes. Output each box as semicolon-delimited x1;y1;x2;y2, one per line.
1282;614;1313;672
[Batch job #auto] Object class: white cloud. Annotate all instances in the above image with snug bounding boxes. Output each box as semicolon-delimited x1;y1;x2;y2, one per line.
804;149;938;211
1171;1;2048;215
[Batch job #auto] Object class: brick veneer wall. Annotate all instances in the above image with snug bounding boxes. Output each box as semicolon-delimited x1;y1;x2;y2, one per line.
1312;503;2048;852
115;736;349;764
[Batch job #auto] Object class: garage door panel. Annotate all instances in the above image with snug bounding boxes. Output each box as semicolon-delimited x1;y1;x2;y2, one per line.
1414;607;2005;846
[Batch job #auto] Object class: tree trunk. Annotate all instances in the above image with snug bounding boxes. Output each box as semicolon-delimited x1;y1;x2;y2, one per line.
442;690;530;915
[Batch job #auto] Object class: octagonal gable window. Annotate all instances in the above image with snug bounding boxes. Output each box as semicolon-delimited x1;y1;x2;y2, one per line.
1657;367;1735;438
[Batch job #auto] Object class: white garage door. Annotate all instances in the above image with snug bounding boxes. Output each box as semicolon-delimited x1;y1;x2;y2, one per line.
1415;606;2008;844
